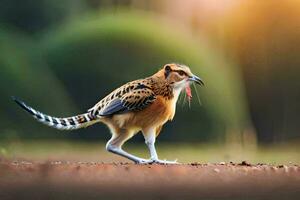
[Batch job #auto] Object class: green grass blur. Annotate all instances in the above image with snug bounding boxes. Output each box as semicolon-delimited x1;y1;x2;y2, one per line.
1;140;299;164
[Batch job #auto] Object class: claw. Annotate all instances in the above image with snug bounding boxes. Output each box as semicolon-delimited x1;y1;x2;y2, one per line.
135;158;179;165
135;158;151;164
151;159;179;165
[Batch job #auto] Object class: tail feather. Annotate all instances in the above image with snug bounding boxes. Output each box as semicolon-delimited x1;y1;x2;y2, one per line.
12;96;98;130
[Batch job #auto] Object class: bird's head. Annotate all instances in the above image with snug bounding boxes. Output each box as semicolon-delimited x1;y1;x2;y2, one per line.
155;63;204;100
161;63;204;88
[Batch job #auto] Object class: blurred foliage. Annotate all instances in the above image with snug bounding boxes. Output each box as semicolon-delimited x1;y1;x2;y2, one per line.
0;29;77;139
219;0;300;142
0;0;86;33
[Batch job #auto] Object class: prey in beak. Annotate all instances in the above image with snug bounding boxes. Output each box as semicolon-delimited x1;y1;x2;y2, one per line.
161;63;204;106
185;74;204;104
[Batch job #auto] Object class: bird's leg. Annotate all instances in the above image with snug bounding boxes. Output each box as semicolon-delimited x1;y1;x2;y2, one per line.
143;128;178;164
106;129;149;164
144;129;158;161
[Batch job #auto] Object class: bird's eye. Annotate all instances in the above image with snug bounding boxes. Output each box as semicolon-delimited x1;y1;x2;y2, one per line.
178;70;185;76
165;65;172;72
164;65;172;78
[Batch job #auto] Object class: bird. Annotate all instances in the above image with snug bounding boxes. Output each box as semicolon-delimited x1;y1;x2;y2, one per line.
12;63;204;164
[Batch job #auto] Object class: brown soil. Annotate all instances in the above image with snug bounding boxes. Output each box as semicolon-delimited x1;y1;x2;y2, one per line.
0;159;299;200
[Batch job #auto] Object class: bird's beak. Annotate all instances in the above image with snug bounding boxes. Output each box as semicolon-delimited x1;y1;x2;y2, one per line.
188;75;204;86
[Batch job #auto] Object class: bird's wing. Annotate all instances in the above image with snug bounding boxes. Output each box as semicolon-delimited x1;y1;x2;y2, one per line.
90;82;156;117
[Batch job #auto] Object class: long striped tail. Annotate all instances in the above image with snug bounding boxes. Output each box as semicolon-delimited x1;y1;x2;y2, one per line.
12;96;99;130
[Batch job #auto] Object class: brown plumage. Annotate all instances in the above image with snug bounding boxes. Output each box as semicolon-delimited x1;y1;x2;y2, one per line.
13;63;204;164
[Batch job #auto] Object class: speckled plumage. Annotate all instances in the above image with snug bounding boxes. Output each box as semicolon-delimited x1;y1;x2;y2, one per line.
89;78;158;117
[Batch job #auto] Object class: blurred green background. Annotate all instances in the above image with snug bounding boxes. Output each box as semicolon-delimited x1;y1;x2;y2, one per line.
0;0;299;163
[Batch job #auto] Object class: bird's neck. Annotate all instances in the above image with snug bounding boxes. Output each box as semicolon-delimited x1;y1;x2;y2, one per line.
148;76;175;100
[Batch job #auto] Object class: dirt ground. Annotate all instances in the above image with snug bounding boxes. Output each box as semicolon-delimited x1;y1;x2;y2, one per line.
0;159;299;200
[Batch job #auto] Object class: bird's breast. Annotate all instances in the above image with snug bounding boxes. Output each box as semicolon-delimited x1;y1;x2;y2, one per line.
103;92;181;132
125;95;175;129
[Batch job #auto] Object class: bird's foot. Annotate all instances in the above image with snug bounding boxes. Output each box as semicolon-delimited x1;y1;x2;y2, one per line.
134;158;152;164
149;158;179;165
135;158;179;165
